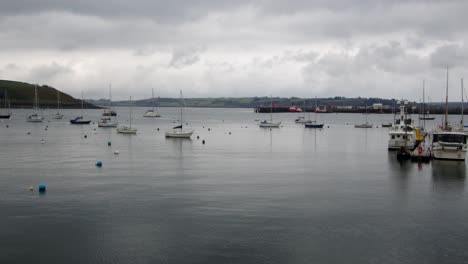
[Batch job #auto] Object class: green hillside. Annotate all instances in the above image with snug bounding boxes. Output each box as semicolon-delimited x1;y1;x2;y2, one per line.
0;80;98;108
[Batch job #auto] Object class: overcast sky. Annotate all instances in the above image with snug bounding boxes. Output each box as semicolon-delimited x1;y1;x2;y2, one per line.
0;0;467;101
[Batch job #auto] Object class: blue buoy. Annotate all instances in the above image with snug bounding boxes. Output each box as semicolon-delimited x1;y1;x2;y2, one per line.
96;160;103;167
38;184;46;193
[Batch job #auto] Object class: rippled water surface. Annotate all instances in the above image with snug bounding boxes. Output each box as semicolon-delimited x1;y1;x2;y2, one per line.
0;107;467;264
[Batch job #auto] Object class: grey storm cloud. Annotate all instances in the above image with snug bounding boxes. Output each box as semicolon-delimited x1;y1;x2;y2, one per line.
0;0;467;100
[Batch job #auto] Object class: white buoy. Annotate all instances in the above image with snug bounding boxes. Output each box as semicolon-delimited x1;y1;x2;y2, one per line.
41;139;45;144
114;150;119;155
29;186;34;191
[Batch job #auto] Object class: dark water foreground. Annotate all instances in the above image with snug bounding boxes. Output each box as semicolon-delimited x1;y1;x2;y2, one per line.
0;108;467;264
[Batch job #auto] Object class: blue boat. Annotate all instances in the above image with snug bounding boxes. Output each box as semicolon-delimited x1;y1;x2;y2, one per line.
70;116;91;125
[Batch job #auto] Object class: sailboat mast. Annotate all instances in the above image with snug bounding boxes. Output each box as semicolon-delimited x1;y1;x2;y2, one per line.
462;78;464;127
109;84;112;110
270;96;273;122
81;91;84;117
129;96;132;128
152;88;155;112
314;96;318;122
445;67;449;129
423;80;426;129
179;90;184;127
34;84;38;112
57;89;60;110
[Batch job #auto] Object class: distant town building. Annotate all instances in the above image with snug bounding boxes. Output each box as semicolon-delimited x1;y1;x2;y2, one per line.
372;103;384;110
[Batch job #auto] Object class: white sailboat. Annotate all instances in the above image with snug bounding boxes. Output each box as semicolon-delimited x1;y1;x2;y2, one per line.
27;84;44;122
259;96;281;128
98;85;118;127
354;99;372;128
53;89;64;119
143;88;161;117
0;89;12;119
117;96;137;134
431;69;467;161
165;91;194;138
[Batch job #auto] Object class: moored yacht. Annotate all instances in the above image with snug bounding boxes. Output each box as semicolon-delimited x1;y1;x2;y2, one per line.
388;101;422;150
431;73;467;161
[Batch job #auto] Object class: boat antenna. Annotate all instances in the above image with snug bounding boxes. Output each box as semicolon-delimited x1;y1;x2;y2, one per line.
423;80;426;130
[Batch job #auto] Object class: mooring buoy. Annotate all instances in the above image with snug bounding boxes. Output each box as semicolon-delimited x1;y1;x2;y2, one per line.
38;184;46;193
96;160;103;167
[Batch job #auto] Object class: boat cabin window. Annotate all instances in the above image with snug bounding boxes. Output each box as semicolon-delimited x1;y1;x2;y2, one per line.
392;135;395;139
433;134;467;143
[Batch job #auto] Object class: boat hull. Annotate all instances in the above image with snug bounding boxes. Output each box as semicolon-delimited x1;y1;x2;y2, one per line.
98;122;118;127
143;113;161;117
165;129;193;138
305;123;324;128
117;128;137;134
0;114;11;119
354;124;373;128
70;120;91;124
259;122;281;128
432;148;466;161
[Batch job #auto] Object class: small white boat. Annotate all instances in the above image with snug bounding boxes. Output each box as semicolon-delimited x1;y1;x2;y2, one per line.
98;85;118;127
165;91;193;138
295;116;311;124
98;118;118;127
143;88;161;117
355;99;372;128
52;89;63;119
27;114;44;122
259;120;281;128
259;96;281;128
27;84;44;122
117;96;137;134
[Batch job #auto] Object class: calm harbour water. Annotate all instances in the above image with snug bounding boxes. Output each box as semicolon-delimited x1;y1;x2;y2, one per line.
0;107;467;264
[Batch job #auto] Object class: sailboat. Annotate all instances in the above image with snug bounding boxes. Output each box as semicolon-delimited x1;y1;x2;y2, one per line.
117;96;137;134
98;85;118;127
143;88;161;117
354;99;373;128
53;89;64;119
431;69;467;161
295;101;311;123
27;84;44;122
0;89;12;119
305;97;324;128
165;91;194;138
259;96;281;128
102;87;117;117
420;81;435;121
70;91;91;124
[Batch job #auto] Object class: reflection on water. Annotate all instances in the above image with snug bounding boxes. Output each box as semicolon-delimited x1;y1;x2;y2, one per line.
431;160;466;193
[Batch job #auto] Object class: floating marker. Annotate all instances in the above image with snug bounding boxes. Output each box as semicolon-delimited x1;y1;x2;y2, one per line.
197;136;199;139
96;160;103;167
107;141;111;146
6;125;9;128
157;128;159;131
29;186;34;191
84;135;87;138
229;132;231;135
38;184;46;193
27;132;31;135
41;139;45;144
114;150;119;155
208;128;211;131
202;140;205;144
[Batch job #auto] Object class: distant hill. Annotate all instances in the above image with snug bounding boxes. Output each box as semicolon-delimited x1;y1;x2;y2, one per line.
0;80;99;109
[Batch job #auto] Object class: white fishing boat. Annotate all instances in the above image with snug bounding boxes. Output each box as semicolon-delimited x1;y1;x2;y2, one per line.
27;84;44;122
431;70;467;161
165;91;193;138
354;99;372;128
117;96;137;134
388;100;420;150
259;96;281;128
53;89;64;119
98;85;118;127
143;88;161;117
